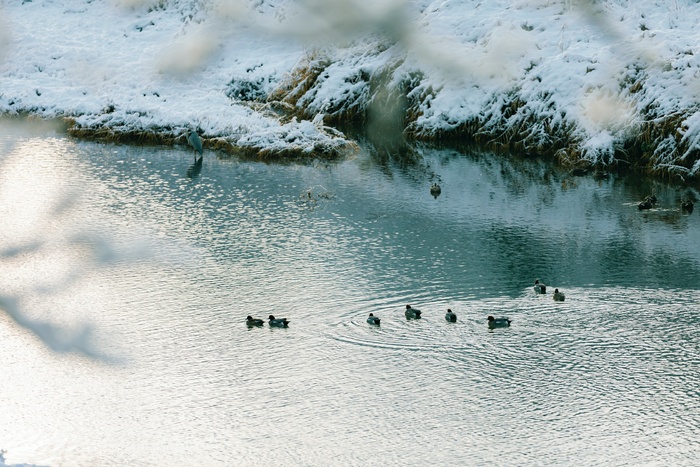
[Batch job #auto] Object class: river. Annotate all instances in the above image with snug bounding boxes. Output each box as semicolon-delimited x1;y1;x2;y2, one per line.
1;118;699;466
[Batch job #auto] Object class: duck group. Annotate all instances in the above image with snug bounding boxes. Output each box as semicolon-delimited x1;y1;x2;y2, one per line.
248;305;510;330
247;281;572;331
534;280;567;302
246;315;291;328
636;193;698;214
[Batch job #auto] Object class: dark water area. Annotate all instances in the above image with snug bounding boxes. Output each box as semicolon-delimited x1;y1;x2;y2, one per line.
339;123;700;291
1;119;699;466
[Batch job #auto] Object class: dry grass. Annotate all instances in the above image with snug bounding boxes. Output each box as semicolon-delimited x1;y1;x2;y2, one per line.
66;122;181;147
623;112;699;181
268;50;333;121
268;48;407;128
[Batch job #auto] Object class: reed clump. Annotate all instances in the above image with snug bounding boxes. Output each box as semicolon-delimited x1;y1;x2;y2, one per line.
268;51;334;121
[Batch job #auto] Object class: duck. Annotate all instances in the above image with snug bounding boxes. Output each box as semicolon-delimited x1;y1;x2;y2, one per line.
246;316;264;326
430;183;441;198
445;308;457;323
405;304;422;319
268;315;290;328
367;313;381;325
638;196;653;210
534;279;546;294
487;315;511;329
552;288;566;302
682;199;694;213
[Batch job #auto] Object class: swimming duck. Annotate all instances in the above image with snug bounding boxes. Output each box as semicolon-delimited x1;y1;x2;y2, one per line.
405;304;422;319
445;309;457;323
534;279;546;294
553;289;566;302
487;316;511;329
268;315;290;328
430;183;441;198
246;316;264;326
367;313;381;325
638;196;653;210
682;199;694;213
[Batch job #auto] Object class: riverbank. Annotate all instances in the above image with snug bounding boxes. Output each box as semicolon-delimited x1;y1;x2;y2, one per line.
2;1;700;182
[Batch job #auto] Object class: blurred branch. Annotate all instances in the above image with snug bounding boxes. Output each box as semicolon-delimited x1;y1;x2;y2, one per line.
0;294;106;360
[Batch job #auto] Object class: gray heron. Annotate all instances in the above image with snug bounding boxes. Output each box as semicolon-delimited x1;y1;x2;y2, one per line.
185;129;203;161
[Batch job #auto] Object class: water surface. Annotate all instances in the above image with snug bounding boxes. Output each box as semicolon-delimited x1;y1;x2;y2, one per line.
1;120;699;466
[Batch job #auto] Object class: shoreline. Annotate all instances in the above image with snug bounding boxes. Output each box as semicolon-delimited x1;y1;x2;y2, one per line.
4;1;700;184
2;112;695;191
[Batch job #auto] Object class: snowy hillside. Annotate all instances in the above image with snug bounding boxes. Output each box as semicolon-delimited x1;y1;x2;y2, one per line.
2;0;700;178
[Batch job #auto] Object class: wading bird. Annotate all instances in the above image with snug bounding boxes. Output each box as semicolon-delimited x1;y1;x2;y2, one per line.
185;129;203;161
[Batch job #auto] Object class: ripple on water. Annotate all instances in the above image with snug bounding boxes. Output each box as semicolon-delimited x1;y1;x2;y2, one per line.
4;131;700;466
316;285;700;462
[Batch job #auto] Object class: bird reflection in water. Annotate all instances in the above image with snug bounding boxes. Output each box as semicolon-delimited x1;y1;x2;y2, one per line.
186;155;203;178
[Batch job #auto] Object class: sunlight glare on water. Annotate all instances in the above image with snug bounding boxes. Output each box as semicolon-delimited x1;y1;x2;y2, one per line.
1;120;699;466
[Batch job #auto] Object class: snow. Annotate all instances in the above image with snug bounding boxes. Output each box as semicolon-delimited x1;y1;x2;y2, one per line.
0;0;353;156
0;449;39;467
2;0;700;170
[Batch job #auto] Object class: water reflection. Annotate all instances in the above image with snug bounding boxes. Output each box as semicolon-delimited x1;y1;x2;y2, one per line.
186;155;203;178
1;119;700;466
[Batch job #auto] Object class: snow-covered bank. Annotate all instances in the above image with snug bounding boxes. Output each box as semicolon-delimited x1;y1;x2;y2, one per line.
3;1;700;178
282;0;700;180
0;0;356;159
